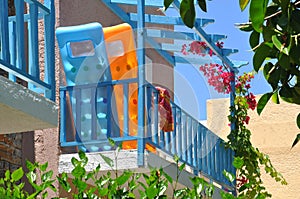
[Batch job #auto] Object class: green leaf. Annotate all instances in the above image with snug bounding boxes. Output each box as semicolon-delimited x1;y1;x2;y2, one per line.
272;91;280;104
257;92;273;115
266;64;281;90
26;160;36;172
99;153;114;168
249;31;260;49
72;178;87;192
99;188;109;196
279;87;300;104
71;157;80;167
179;163;185;171
278;53;290;70
291;10;300;33
26;171;37;183
145;185;158;199
290;43;300;65
42;192;48;199
292;134;300;148
223;170;235;183
272;35;289;55
233;157;244;169
57;174;71;192
164;0;173;11
78;150;88;165
239;0;250;11
262;26;275;42
11;168;24;182
237;23;253;32
253;43;272;72
162;171;173;184
250;0;269;32
42;170;53;182
116;171;132;186
108;137;115;147
40;162;48;172
197;0;207;12
71;166;86;178
297;113;300;129
180;0;195;28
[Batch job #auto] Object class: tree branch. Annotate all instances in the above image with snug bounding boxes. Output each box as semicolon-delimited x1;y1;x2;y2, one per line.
235;1;300;28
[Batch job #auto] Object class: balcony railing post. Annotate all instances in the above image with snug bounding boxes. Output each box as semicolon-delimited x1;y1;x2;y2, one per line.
137;0;145;167
0;0;10;62
14;0;25;71
44;0;55;101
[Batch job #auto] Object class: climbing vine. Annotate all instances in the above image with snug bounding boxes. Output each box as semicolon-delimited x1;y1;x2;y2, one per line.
181;41;287;197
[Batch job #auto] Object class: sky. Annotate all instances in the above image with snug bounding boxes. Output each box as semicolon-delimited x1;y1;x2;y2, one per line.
166;1;272;120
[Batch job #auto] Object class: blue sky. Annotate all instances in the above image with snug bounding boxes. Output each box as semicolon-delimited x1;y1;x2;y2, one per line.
168;1;272;120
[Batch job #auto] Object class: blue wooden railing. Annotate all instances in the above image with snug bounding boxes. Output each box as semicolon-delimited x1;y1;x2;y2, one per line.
60;78;235;190
0;0;55;101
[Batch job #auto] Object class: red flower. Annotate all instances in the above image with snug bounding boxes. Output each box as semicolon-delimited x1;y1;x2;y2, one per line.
244;116;250;125
246;93;257;110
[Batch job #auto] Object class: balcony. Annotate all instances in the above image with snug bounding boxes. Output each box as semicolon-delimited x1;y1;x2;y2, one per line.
56;10;239;193
0;0;57;133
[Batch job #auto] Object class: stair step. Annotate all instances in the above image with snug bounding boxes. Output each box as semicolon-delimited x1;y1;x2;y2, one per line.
160;43;238;56
111;0;165;7
146;29;226;42
174;56;248;67
129;13;214;27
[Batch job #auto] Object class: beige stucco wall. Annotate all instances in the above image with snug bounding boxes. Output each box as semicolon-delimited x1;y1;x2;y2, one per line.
206;96;300;198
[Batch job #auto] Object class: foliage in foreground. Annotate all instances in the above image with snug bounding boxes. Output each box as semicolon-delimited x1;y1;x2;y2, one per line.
0;148;225;199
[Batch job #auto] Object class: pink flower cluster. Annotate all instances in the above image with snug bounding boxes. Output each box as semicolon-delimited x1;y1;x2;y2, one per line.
199;63;257;125
181;41;224;57
199;63;234;94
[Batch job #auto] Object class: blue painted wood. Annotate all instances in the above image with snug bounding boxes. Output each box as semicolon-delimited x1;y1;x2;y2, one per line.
197;124;202;172
187;117;192;165
161;43;238;56
216;139;221;182
15;0;26;71
111;0;164;7
8;22;16;82
28;3;39;79
174;56;248;67
165;132;171;152
91;87;97;140
0;60;51;89
0;0;10;62
60;90;67;144
129;13;214;27
106;85;113;138
146;86;152;140
43;0;56;100
192;121;198;175
75;88;82;143
220;142;226;183
182;114;187;162
202;127;208;174
177;109;182;159
146;29;226;42
0;0;55;101
153;90;159;145
137;0;146;167
8;13;44;23
210;135;216;179
123;84;129;137
24;0;51;14
159;130;165;148
171;106;176;154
